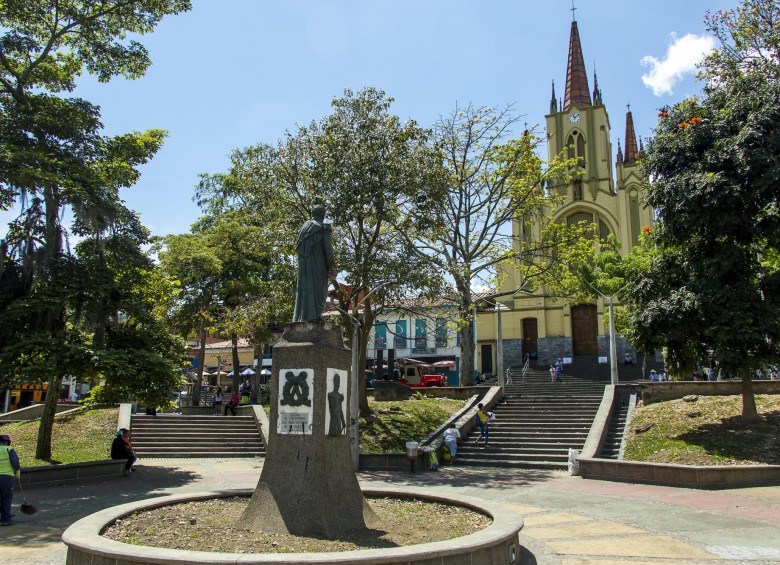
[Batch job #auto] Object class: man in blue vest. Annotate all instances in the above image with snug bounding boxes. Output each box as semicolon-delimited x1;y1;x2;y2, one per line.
0;434;21;526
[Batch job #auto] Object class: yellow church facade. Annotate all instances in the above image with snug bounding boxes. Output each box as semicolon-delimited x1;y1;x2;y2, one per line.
475;18;654;374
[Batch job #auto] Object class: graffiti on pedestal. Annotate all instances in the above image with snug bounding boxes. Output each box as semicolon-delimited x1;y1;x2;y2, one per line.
277;368;314;434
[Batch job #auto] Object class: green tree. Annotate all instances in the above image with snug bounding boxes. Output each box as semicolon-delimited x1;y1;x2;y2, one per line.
0;0;190;458
281;88;447;413
406;104;583;385
193;145;296;394
641;0;780;421
156;230;222;406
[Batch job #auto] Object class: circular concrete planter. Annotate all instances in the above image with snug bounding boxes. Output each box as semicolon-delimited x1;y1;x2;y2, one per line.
63;486;524;565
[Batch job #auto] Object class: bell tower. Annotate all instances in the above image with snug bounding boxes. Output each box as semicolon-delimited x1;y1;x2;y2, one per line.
546;17;614;203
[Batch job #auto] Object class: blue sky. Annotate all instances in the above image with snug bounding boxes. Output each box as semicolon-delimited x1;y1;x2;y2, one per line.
2;0;735;238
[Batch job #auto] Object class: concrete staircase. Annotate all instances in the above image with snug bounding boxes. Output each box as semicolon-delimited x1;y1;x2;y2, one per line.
130;414;265;458
456;367;608;470
599;397;630;459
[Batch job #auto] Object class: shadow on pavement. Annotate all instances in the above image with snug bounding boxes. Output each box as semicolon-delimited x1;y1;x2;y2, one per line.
359;467;564;490
5;465;201;546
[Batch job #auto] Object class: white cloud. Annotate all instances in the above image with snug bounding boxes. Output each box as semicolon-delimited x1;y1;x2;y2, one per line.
641;33;715;96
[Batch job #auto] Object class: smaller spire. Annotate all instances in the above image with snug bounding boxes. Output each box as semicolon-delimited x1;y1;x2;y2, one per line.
592;65;602;104
639;137;645;158
550;80;557;113
624;109;640;163
616;139;623;164
559;97;563;112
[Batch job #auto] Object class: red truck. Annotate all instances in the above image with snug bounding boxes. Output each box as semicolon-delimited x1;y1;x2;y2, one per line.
398;363;448;387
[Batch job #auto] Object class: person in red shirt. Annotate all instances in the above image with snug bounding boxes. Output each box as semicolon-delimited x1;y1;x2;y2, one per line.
224;393;239;416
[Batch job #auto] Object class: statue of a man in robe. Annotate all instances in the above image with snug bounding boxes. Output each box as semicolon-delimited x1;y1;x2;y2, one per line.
293;205;335;322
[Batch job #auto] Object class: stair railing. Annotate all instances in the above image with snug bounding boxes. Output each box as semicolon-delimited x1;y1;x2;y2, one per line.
521;358;530;381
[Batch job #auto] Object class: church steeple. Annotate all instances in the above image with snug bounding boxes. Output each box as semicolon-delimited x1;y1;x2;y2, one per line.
592;67;602;104
616;139;623;164
563;19;592;111
550;80;557;113
623;109;639;163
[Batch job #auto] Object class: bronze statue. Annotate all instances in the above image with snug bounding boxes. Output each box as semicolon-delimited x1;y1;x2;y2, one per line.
293;205;335;322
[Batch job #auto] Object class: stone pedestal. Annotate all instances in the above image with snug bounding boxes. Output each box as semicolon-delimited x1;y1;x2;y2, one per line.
242;321;366;537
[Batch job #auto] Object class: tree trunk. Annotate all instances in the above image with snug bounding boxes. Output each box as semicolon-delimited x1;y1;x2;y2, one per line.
231;333;241;394
740;369;760;422
459;323;475;386
36;183;66;460
193;326;207;405
35;373;63;460
358;324;372;415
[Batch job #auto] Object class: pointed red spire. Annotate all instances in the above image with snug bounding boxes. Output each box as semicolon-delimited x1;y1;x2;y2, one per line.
616;139;623;164
624;110;639;163
564;20;592;111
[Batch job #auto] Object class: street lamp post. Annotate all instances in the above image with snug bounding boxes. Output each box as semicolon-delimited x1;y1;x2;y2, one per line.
586;282;629;386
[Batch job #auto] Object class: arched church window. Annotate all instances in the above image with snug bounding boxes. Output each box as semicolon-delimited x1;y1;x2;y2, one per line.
599;220;611;241
576;133;586;166
567;212;593;228
566;131;586;167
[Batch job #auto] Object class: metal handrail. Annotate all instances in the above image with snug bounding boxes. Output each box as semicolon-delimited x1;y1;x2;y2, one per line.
521;358;530;381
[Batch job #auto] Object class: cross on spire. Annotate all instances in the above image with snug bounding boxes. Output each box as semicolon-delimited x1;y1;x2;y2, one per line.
570;0;577;21
627;101;631;112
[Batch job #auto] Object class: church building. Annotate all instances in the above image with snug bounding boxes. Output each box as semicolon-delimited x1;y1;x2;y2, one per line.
475;17;654;374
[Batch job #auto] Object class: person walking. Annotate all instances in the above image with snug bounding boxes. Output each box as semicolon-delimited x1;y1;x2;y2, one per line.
549;364;558;383
443;424;461;461
474;403;490;447
111;429;136;477
0;434;20;526
505;367;512;385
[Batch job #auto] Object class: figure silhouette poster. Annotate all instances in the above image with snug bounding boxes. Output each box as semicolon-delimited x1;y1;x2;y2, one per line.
277;368;314;434
325;368;347;436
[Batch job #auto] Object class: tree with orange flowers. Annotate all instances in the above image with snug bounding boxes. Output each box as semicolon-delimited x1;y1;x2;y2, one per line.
639;0;780;422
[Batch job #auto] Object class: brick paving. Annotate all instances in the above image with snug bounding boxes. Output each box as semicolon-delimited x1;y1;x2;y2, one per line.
2;459;780;564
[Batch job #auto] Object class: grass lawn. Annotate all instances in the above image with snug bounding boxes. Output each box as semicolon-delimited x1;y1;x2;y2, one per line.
2;407;119;467
359;396;465;453
624;394;780;465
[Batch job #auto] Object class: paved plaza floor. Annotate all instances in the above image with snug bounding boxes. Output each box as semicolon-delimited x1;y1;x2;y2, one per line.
2;458;780;564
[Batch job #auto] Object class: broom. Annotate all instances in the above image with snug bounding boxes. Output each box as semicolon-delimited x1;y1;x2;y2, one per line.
16;475;36;515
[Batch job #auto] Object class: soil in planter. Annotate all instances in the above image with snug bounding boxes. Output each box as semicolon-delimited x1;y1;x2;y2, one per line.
103;496;492;553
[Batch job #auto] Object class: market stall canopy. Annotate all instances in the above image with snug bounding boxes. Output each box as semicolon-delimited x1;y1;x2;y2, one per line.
430;360;456;367
241;367;256;376
260;368;272;376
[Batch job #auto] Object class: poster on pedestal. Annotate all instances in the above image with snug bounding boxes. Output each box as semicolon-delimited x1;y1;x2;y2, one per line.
325;368;347;436
277;368;314;434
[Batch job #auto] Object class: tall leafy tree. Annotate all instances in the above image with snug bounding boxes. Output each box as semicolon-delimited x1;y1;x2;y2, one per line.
0;0;190;458
275;88;447;413
403;104;583;385
641;0;780;421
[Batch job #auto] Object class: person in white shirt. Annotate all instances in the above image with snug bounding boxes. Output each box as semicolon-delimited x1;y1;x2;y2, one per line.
443;424;461;460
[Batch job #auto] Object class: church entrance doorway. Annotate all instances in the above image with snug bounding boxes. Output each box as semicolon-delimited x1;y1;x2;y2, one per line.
571;304;598;355
480;343;493;375
522;318;538;359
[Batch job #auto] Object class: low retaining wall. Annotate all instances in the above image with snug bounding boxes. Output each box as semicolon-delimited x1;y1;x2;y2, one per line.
372;383;492;402
63;486;525;565
21;459;126;486
638;380;780;405
359;387;503;471
0;403;80;422
579;458;780;489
